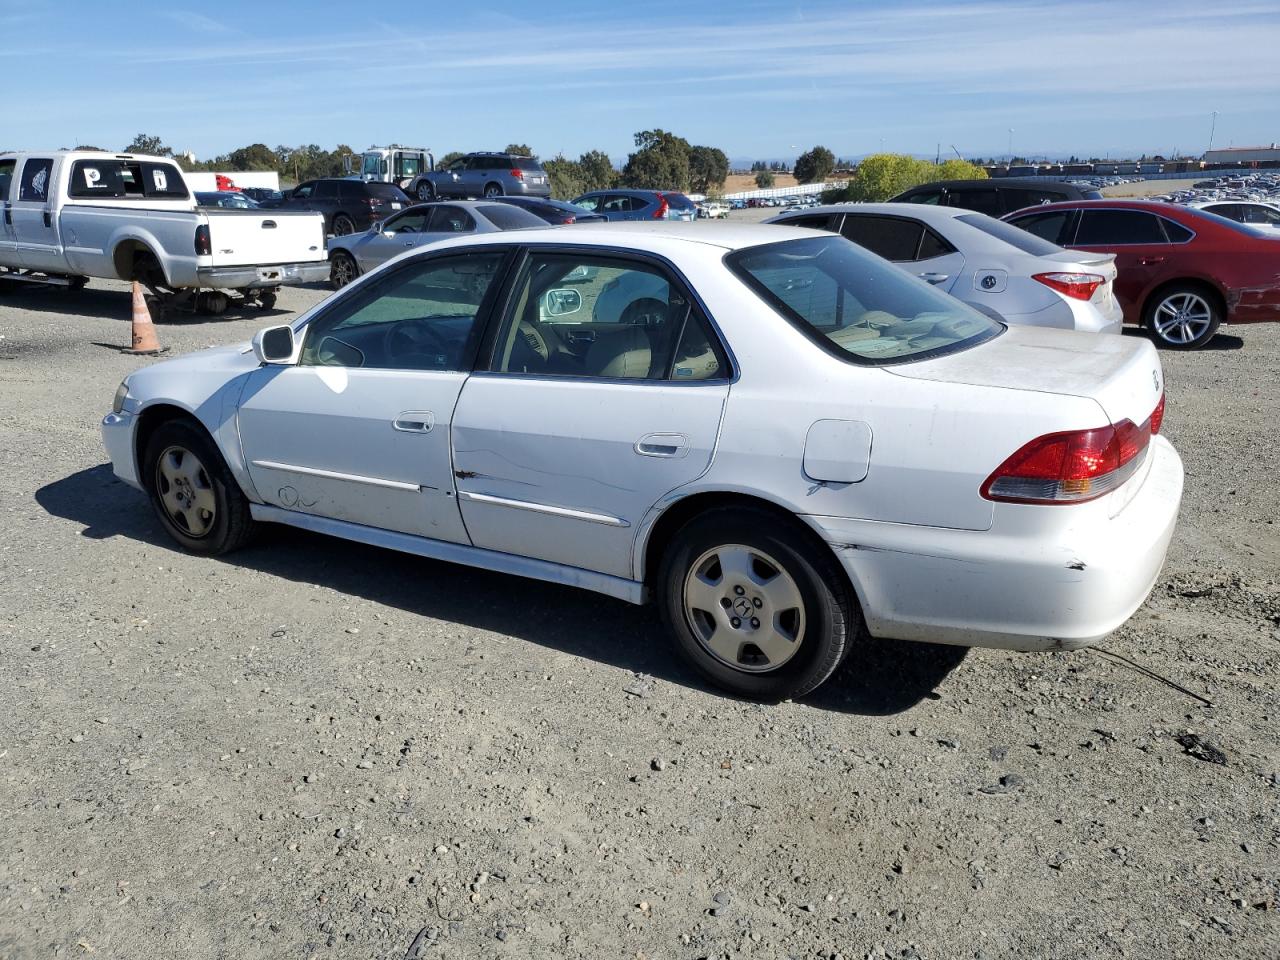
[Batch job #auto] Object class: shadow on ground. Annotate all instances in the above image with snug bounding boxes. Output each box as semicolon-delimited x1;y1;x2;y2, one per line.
1122;326;1244;351
36;464;967;716
1;283;290;324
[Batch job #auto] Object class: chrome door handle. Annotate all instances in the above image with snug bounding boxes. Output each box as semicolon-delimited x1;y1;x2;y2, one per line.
392;411;435;433
918;272;949;284
635;433;689;458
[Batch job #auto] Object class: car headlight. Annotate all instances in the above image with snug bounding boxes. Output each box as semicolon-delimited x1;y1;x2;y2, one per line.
112;380;131;415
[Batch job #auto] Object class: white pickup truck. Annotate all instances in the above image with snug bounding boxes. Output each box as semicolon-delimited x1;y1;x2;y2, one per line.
0;150;327;314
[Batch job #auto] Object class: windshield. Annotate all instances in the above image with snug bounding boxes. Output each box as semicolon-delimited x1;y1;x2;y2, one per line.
726;236;1001;364
956;213;1065;256
361;153;384;176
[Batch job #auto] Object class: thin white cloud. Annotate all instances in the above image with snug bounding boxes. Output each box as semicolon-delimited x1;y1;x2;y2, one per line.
161;9;232;34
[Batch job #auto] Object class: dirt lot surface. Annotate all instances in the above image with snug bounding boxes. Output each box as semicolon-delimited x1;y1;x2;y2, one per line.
1;277;1277;960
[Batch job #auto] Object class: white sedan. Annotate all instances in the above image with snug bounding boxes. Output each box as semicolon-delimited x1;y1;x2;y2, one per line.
767;203;1123;334
102;223;1183;700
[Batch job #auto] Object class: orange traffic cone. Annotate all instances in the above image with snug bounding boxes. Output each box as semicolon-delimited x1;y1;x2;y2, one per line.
126;281;163;355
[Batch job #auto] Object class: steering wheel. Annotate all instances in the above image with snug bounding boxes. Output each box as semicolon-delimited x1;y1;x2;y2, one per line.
384;317;450;366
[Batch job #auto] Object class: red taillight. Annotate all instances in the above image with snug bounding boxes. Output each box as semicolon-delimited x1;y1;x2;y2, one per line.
564;216;575;224
509;168;524;179
1149;392;1165;435
981;417;1151;505
194;224;211;256
1033;272;1104;301
363;198;379;207
652;194;669;219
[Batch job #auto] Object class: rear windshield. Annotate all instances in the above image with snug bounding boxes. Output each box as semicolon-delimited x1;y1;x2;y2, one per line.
364;182;407;198
726;235;1001;364
663;193;696;209
476;203;544;230
514;157;544;171
956;213;1065;256
68;159;190;200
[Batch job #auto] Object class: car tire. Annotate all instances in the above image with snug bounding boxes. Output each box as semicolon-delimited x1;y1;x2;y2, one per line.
416;181;434;201
1143;283;1222;350
483;182;503;198
332;214;356;237
658;507;855;701
143;419;255;556
329;251;359;290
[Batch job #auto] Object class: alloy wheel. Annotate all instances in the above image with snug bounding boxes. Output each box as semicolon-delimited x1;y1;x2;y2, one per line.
155;445;216;538
1152;292;1213;345
330;253;356;288
683;544;806;673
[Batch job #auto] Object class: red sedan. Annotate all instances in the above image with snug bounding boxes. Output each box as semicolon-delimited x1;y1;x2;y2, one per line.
1004;199;1280;349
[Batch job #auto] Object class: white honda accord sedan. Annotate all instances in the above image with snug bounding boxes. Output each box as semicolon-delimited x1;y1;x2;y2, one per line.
102;223;1183;700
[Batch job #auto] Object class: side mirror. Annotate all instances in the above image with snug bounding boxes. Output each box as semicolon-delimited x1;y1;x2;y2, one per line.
252;324;296;364
372;221;384;233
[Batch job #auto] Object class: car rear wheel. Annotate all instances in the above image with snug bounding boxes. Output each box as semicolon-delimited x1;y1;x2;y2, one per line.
659;507;854;700
332;214;356;237
416;181;434;201
329;251;359;289
483;182;503;198
143;419;255;555
1143;285;1222;349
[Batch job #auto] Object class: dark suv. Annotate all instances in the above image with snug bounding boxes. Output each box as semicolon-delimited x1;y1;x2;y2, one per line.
891;178;1103;217
275;178;411;235
405;153;552;201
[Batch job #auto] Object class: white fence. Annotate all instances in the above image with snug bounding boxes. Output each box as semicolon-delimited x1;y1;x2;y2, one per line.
723;180;848;201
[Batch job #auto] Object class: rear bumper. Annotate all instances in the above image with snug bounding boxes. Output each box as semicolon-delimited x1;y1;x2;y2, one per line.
1000;294;1123;335
804;435;1183;651
196;261;329;289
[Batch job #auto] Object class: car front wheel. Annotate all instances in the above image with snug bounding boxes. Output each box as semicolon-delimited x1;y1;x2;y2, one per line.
329;251;359;289
658;507;854;700
1143;284;1222;349
143;419;255;555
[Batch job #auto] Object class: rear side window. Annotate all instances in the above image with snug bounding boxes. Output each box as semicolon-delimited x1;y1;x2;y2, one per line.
916;229;954;260
839;215;926;262
901;187;943;205
944;188;1000;216
1160;219;1194;243
1008;210;1072;245
1000;188;1065;212
1075;210;1166;244
956;213;1064;256
782;214;837;231
315;181;339;199
514;157;544;171
67;160;189;199
18;158;54;202
727;236;1001;365
426;206;476;232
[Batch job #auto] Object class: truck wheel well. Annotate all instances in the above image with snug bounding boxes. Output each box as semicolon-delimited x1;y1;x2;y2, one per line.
641;491;856;602
134;404;203;487
112;241;165;286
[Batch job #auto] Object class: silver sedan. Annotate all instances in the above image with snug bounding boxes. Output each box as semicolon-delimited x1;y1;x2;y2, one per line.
768;203;1123;334
327;200;547;288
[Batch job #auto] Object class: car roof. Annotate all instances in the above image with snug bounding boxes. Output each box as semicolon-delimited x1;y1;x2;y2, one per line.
775;202;978;224
403;221;820;253
899;178;1086;191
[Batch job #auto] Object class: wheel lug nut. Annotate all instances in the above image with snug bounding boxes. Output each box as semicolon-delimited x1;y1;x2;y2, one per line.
733;585;745;596
752;597;762;608
750;617;760;629
730;618;741;629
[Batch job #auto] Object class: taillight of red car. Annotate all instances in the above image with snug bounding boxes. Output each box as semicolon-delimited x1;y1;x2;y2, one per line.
1032;272;1104;300
982;394;1164;504
652;194;669;219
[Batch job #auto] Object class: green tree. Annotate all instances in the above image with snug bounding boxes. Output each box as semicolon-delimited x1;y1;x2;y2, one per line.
124;133;171;157
505;143;533;157
935;158;988;181
793;145;835;184
755;170;775;189
823;153;987;203
73;144;104;151
227;143;279;171
688;145;729;194
543;155;587;200
622;129;691;191
577;150;616;191
437;151;466;168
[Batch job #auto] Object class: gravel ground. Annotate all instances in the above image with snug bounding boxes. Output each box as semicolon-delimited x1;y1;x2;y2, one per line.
0;277;1276;960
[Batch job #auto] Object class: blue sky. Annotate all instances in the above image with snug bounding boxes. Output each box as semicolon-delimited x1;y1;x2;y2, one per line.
5;0;1278;163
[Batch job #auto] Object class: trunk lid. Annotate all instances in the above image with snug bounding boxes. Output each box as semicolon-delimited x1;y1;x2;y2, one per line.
205;209;325;267
888;324;1165;428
